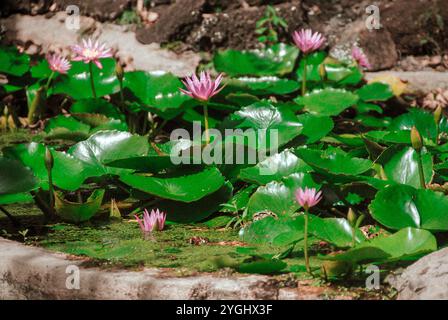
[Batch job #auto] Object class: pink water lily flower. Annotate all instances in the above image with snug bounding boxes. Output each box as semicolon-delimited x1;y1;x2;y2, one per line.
135;209;166;233
295;187;322;211
180;71;224;102
46;53;71;74
292;29;326;54
71;37;112;69
351;46;371;70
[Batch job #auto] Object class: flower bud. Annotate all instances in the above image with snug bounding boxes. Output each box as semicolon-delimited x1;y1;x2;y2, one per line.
347;208;357;227
434;106;443;125
44;146;54;172
115;63;124;81
411;126;423;152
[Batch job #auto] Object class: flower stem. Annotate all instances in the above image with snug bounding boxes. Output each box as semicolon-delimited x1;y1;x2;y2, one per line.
304;209;311;274
416;151;427;189
302;54;308;96
203;103;210;145
45;71;55;89
89;61;97;98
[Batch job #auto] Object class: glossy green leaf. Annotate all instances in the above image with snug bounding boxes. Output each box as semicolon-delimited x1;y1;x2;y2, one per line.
296;113;334;143
0;192;34;205
45;115;91;135
389;108;437;141
325;227;437;264
356;83;394;102
214;43;299;77
239;149;310;185
378;145;433;188
370;184;448;231
157;182;233;223
55;189;105;223
70;99;123;120
295;88;359;116
68;131;149;179
296;147;373;176
232;101;303;148
296;51;326;82
224;77;300;95
120;167;225;202
124;71;191;117
246;173;319;218
52;58;120;99
238;259;287;274
0;46;30;76
3;143;86;191
0;157;38;195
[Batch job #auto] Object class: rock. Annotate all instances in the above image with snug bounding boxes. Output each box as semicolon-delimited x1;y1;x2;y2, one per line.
53;0;132;21
329;20;398;71
135;0;206;44
0;0;51;16
381;0;448;55
188;1;304;51
0;13;200;77
365;71;448;95
0;237;345;299
388;247;448;299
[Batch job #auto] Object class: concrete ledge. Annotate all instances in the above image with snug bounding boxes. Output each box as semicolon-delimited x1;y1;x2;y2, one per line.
0;237;318;300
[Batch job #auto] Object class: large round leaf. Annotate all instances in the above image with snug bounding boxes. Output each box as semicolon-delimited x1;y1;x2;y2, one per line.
356;82;393;102
370;184;448;231
120;167;225;202
68;131;149;179
0;157;38;195
52;58;120;99
232;101;303;148
213;43;299;77
389;108;437;141
378;145;433;188
0;46;30;76
325;227;437;264
296;147;373;176
295;88;359;116
224;77;300;95
238;149;310;185
3;143;86;191
157;182;233;223
55;189;105;223
70;99;123;120
246;173;319;218
296;113;334;143
124;71;191;117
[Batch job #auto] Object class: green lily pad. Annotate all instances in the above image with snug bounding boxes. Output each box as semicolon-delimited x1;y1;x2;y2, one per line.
68;130;149;179
224;77;300;95
55;189;105;223
120;167;225;202
370;184;448;231
246;173;319;218
0;157;38;195
239;149;310;185
295;88;359;116
52;58;120;99
296;113;334;143
2;143;86;191
0;46;30;76
325;227;437;264
157;181;233;223
356;83;394;102
296;147;373;176
70;99;124;120
377;145;433;188
214;43;299;77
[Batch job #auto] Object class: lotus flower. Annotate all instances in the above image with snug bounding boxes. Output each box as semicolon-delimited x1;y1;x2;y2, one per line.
180;71;224;102
135;209;166;233
292;29;326;54
46;53;71;74
295;187;322;211
351;46;371;70
71;37;112;69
